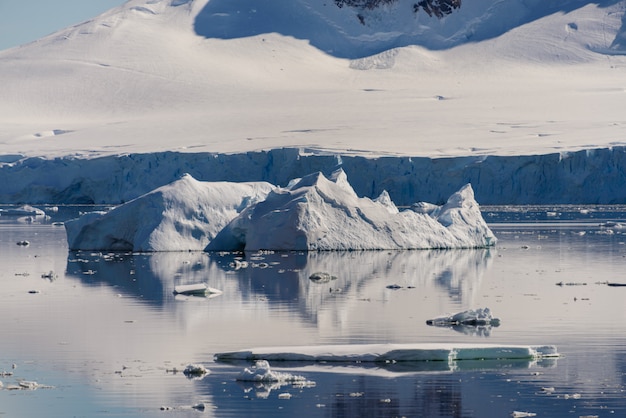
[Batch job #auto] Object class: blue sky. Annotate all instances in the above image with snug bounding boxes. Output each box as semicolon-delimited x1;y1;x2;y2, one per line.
0;0;126;51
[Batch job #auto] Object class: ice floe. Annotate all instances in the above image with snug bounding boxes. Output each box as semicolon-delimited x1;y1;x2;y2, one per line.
216;343;558;364
0;205;45;217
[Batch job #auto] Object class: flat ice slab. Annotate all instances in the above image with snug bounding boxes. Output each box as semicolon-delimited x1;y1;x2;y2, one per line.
215;343;559;363
173;283;222;296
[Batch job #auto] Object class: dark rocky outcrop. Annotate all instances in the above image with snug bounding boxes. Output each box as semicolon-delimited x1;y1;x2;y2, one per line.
414;0;462;18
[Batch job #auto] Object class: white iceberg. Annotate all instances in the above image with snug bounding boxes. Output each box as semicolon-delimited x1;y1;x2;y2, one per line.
215;343;559;363
64;169;495;252
207;169;496;251
64;174;274;251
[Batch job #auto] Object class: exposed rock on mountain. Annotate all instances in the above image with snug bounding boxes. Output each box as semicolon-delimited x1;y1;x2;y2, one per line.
414;0;462;18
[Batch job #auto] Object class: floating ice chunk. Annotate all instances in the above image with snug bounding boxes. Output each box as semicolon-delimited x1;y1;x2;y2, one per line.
512;412;536;418
426;308;501;327
237;360;308;383
15;380;52;390
309;272;337;283
173;283;222;297
183;364;209;377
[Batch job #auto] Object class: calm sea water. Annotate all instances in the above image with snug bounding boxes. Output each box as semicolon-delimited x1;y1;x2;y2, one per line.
1;205;626;417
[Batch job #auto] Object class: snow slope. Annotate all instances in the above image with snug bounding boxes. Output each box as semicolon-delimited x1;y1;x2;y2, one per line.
0;0;626;204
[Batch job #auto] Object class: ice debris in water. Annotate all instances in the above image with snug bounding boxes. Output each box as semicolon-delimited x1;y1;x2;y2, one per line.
511;412;536;418
426;308;501;326
237;360;307;383
183;364;209;378
308;272;337;283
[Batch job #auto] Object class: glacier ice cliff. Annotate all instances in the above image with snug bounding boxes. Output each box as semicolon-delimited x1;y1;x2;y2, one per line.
1;147;626;205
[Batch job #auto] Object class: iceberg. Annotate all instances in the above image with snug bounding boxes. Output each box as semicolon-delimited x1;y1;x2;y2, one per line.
207;169;496;251
426;308;501;337
426;308;501;327
64;174;274;251
65;169;495;252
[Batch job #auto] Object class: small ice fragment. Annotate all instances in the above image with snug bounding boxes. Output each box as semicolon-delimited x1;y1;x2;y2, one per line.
278;393;292;399
231;259;249;270
237;360;308;383
309;272;337;283
18;381;38;390
511;412;536;417
426;308;500;326
173;283;222;297
183;364;209;377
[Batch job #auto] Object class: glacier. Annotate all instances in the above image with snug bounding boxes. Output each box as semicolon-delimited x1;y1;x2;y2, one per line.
3;147;626;206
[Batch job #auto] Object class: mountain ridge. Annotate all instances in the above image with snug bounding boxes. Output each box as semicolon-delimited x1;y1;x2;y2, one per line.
0;0;625;163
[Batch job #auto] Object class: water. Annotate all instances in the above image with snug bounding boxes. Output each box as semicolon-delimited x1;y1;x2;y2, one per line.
1;205;626;417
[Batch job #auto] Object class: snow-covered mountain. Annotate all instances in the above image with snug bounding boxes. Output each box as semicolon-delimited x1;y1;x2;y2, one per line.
196;0;626;58
1;0;626;204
